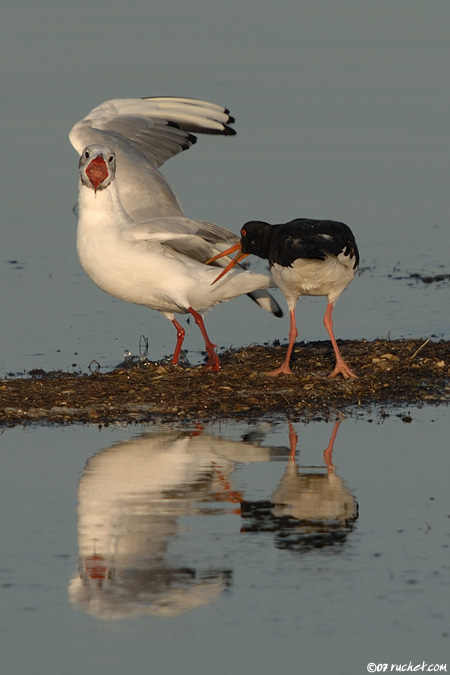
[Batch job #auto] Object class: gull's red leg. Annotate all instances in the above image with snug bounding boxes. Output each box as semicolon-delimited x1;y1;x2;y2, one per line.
188;307;220;371
171;318;186;365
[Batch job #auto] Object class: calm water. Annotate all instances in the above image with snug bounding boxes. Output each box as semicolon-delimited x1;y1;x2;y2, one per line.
1;1;450;673
1;410;449;675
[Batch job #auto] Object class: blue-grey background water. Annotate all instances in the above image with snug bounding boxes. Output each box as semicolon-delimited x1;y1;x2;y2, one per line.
1;1;449;673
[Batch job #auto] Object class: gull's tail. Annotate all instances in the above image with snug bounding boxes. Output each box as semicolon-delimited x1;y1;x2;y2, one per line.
247;290;283;317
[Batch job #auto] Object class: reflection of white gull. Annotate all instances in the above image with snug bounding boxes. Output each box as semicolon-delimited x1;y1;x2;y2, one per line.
69;428;272;619
272;420;358;523
70;98;282;369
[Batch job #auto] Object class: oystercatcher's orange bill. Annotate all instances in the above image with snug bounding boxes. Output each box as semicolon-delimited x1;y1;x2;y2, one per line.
205;244;249;285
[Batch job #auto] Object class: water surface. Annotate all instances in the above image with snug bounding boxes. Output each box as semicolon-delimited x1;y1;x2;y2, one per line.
1;410;449;674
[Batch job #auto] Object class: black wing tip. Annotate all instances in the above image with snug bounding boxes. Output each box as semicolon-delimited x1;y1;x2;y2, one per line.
186;132;197;145
223;124;237;136
141;96;236;134
224;110;236;124
165;120;198;147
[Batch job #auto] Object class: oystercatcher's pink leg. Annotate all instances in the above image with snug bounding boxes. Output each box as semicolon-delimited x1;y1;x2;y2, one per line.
267;307;297;376
323;302;357;379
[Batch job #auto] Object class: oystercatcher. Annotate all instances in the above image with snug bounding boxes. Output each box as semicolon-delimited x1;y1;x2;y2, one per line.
207;218;359;378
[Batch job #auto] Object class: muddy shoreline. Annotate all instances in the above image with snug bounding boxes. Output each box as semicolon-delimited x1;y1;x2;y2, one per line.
1;338;449;427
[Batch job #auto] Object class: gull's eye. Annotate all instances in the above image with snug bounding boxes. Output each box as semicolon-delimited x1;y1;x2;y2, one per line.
84;150;90;159
108;154;114;163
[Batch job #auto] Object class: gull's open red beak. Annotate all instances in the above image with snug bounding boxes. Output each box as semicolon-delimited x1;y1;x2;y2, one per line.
205;243;249;285
86;155;108;192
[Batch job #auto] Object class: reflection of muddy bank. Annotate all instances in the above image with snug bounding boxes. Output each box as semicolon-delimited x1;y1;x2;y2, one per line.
241;421;358;553
2;339;450;426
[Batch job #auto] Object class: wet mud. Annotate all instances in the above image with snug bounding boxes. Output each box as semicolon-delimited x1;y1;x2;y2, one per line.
1;338;449;427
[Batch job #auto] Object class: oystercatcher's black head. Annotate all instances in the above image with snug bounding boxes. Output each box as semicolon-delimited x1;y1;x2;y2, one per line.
240;221;273;259
205;220;274;286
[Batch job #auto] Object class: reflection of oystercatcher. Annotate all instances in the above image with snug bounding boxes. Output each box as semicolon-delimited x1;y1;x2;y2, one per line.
76;146;281;371
208;218;359;378
271;418;358;523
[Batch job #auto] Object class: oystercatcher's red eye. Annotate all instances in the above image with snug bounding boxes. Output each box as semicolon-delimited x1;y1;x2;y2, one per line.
241;228;246;237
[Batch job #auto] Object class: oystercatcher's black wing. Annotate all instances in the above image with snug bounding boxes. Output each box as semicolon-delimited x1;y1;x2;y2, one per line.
269;219;359;269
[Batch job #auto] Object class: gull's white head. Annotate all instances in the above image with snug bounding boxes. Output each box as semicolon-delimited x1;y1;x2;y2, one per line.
79;144;116;193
